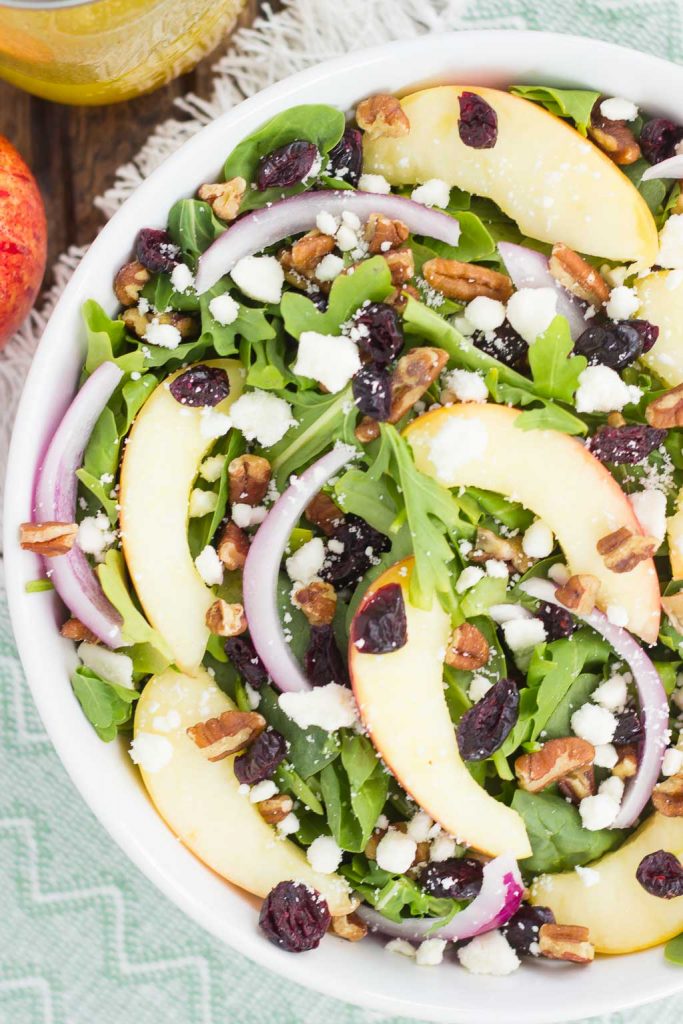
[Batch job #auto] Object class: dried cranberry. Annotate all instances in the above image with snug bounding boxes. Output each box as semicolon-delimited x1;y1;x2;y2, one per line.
353;302;404;365
256;140;318;191
259;881;331;951
612;709;644;745
458;92;498;149
169;364;230;407
457;677;519;761
308;288;328;312
327;127;363;187
233;729;287;785
503;905;555;955
224;635;269;689
135;228;180;273
574;321;646;371
305;624;349;688
421;857;483;900
588;424;667;465
322;514;390;589
351;583;407;654
631;319;659;354
537;600;575;641
640;118;683;165
473;320;529;373
636;850;683;899
352;364;392;420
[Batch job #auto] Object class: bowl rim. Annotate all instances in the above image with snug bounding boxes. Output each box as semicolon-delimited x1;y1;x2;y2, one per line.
5;28;683;1023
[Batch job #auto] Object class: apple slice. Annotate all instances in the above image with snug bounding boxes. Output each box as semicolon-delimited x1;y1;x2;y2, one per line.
530;812;683;953
635;270;683;387
405;404;661;643
363;86;658;268
667;487;683;581
349;559;531;859
119;359;244;672
135;667;354;914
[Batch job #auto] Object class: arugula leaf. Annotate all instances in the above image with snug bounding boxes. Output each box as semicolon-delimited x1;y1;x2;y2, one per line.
97;550;172;663
513;790;626;873
282;256;393;339
621;158;668;218
198;280;275;358
341;734;389;843
256;686;339;779
333;444;399;536
515;403;588;436
467;487;534;532
71;666;139;742
665;931;683;965
543;672;600;739
341;854;462;923
527;316;587;403
275;763;324;815
167;199;225;266
510;86;600;135
82;301;145;377
25;579;54;593
269;387;357;489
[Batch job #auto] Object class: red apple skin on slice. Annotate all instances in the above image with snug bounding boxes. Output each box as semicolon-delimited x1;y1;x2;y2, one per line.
349;558;532;860
404;404;661;644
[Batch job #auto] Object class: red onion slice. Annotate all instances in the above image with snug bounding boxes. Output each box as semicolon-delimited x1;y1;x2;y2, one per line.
521;577;668;828
242;444;357;693
498;241;588;341
356;853;523;943
34;361;124;647
195;190;462;293
641;154;683;181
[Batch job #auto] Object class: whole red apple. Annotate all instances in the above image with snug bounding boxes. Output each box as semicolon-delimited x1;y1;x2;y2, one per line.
0;136;47;347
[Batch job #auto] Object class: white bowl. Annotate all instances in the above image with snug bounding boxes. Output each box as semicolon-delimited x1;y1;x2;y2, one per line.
5;29;683;1023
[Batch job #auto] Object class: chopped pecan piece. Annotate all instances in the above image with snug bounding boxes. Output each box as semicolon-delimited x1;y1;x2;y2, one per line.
304;493;344;536
383;247;414;288
555;573;600;615
365;213;409;254
558;765;596;804
356;346;449;442
20;521;78;557
114;260;150;307
198;176;246;222
292;580;337;626
597;527;657;573
646;383;683;429
356;94;410;139
549;244;610;307
385;284;420;310
257;793;294;825
60;618;99;644
515;738;596;794
588;103;640;165
330;913;368;942
228;454;271;506
205;599;247;637
290;229;336;276
216;521;250;570
653;774;683;817
612;744;639;780
445;623;490;670
121;307;199;340
469;526;531;575
607;411;626;428
187;709;266;761
539;924;595;963
423;258;513;302
662;593;683;635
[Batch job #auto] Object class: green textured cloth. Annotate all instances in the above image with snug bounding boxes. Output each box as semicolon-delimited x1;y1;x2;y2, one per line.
4;1;683;1021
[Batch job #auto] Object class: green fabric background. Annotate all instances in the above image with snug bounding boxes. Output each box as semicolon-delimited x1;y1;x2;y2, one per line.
4;1;683;1021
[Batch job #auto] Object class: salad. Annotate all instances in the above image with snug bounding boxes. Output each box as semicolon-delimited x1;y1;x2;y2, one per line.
19;82;683;975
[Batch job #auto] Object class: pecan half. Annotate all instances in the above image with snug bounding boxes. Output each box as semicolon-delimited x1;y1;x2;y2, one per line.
539;924;595;963
304;492;344;536
60;618;100;644
365;213;409;254
216;521;250;570
646;383;683;429
549;244;610;307
356;346;449;442
652;773;683;817
257;793;294;825
469;526;531;575
198;176;246;222
515;737;595;794
423;258;513;302
558;765;596;804
662;593;683;635
290;229;336;276
20;521;78;557
356;94;410;139
597;527;657;573
292;580;337;626
588;103;640;165
612;744;638;780
114;260;150;307
445;623;489;670
187;710;266;761
383;247;415;288
121;307;199;340
555;573;600;615
205;599;247;637
330;913;368;942
228;454;271;506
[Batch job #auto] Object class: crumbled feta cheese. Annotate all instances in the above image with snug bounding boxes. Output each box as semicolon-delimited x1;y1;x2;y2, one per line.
605;284;639;321
144;319;182;349
593;743;618;769
307;835;343;874
456;565;486;593
600;96;638;121
606;604;629;627
429;835;457;862
506;287;557;344
522;520;554;559
662;747;683;776
579;792;620;830
328;538;344;554
342;210;361;230
657;214;683;269
386;939;416;958
592;674;628;712
629;489;667;544
230;390;295;447
442;367;488;403
129;732;173;772
232;503;268;529
336;224;358;252
277;812;300;836
571;703;617;745
315;253;345;282
575;865;601;887
599;775;625;803
249;780;278;803
425;417;489;484
189;488;218;518
375;829;417;873
457;930;520;975
194;545;224;586
199;408;232;439
293;331;361;392
358;173;391;194
76;513;116;561
575;365;642;413
502;618;547;652
416;938;447;966
286;537;326;584
411;178;450;208
231;254;284;304
208;292;240;325
488;604;530;624
170;262;195;293
316;210;339;236
278;683;359;731
199;454;226;482
465;296;506;333
78;642;134;690
486;559;509;579
407;811;438;843
453;314;475;336
468;674;494;703
548;562;570;585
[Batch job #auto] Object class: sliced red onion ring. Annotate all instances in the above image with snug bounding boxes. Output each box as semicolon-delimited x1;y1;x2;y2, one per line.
641;154;683;181
34;361;124;647
356;853;523;944
195;190;462;293
521;577;668;828
498;241;588;341
242;444;356;693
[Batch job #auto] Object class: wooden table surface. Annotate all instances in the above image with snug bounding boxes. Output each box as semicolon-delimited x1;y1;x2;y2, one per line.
0;0;261;289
